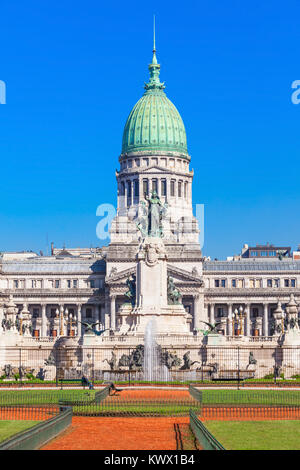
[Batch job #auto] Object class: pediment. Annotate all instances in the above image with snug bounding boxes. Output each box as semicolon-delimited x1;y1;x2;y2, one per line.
105;263;203;286
105;266;136;284
167;264;203;284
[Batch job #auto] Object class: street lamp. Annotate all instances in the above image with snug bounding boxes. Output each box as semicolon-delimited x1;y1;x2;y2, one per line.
67;313;77;337
239;305;246;336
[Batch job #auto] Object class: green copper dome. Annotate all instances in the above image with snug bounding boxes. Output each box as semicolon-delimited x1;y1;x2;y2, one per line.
121;47;188;157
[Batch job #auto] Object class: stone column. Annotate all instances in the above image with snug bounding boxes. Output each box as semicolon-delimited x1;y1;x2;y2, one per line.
41;304;47;337
60;304;66;336
263;303;268;337
0;302;4;333
245;303;251;337
96;304;101;330
110;295;116;331
210;303;215;323
77;304;82;337
227;303;233;336
193;295;199;330
105;296;111;330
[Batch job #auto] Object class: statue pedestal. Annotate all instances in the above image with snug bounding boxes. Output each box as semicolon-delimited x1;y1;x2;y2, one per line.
204;333;227;346
81;332;103;346
282;329;300;346
117;237;191;336
118;304;191;335
136;237;168;310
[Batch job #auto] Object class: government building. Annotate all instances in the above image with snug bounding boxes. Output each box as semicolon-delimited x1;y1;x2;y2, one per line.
0;39;299;382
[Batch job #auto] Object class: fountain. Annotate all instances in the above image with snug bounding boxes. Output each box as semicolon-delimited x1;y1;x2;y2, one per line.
143;318;170;382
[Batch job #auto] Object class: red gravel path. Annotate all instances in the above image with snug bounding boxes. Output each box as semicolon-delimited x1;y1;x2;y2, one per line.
41;416;191;450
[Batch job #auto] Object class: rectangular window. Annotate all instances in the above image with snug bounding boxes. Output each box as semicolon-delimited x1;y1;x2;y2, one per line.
260;251;268;257
143;179;148;196
161;179;166;196
237;279;243;288
32;308;40;318
152;179;158;193
134;180;139;197
50;308;57;318
73;280;78;288
252;308;259;317
14;280;19;289
268;251;276;257
250;251;258;257
120;182;125;196
274;279;280;288
291;279;296;287
178;181;182;197
90;279;95;288
217;307;224;317
232;279;236;288
255;279;261;288
55;280;60;289
184;182;188;198
215;279;220;287
249;279;254;288
221;279;226;288
86;308;92;319
170;180;175;197
127;181;131;204
67;280;71;288
267;279;273;288
284;279;289;287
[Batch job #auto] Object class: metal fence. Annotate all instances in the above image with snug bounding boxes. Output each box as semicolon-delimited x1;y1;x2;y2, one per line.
189;385;300;421
0;345;300;386
189;409;226;450
0;387;200;417
0;406;72;450
0;404;61;421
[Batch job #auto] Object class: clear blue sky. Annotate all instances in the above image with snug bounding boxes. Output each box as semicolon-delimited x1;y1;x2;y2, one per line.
0;0;299;259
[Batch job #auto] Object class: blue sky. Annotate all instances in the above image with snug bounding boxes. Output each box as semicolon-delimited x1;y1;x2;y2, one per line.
0;0;299;259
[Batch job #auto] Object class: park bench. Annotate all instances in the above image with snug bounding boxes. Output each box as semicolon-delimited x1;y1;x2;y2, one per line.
59;376;94;390
211;370;255;382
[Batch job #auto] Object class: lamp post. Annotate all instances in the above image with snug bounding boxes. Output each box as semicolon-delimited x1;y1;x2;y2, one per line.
67;313;77;337
238;305;246;336
233;308;238;336
59;306;65;336
18;312;23;336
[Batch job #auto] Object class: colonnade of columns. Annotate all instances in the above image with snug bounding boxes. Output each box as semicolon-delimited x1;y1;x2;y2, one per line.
14;302;107;338
118;175;192;208
206;302;275;337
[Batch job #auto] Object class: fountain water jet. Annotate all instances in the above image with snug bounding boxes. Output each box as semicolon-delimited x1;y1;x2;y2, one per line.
143;318;170;382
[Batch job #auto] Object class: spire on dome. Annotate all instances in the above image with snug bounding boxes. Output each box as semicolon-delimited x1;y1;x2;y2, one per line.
152;15;157;65
145;16;165;91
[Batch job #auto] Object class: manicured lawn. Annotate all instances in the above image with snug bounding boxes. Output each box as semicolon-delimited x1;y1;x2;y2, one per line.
0;389;96;405
200;389;300;406
204;420;300;450
0;420;40;443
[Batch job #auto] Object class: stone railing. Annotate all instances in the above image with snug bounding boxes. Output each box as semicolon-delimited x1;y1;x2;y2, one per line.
248;336;278;343
226;335;278;343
